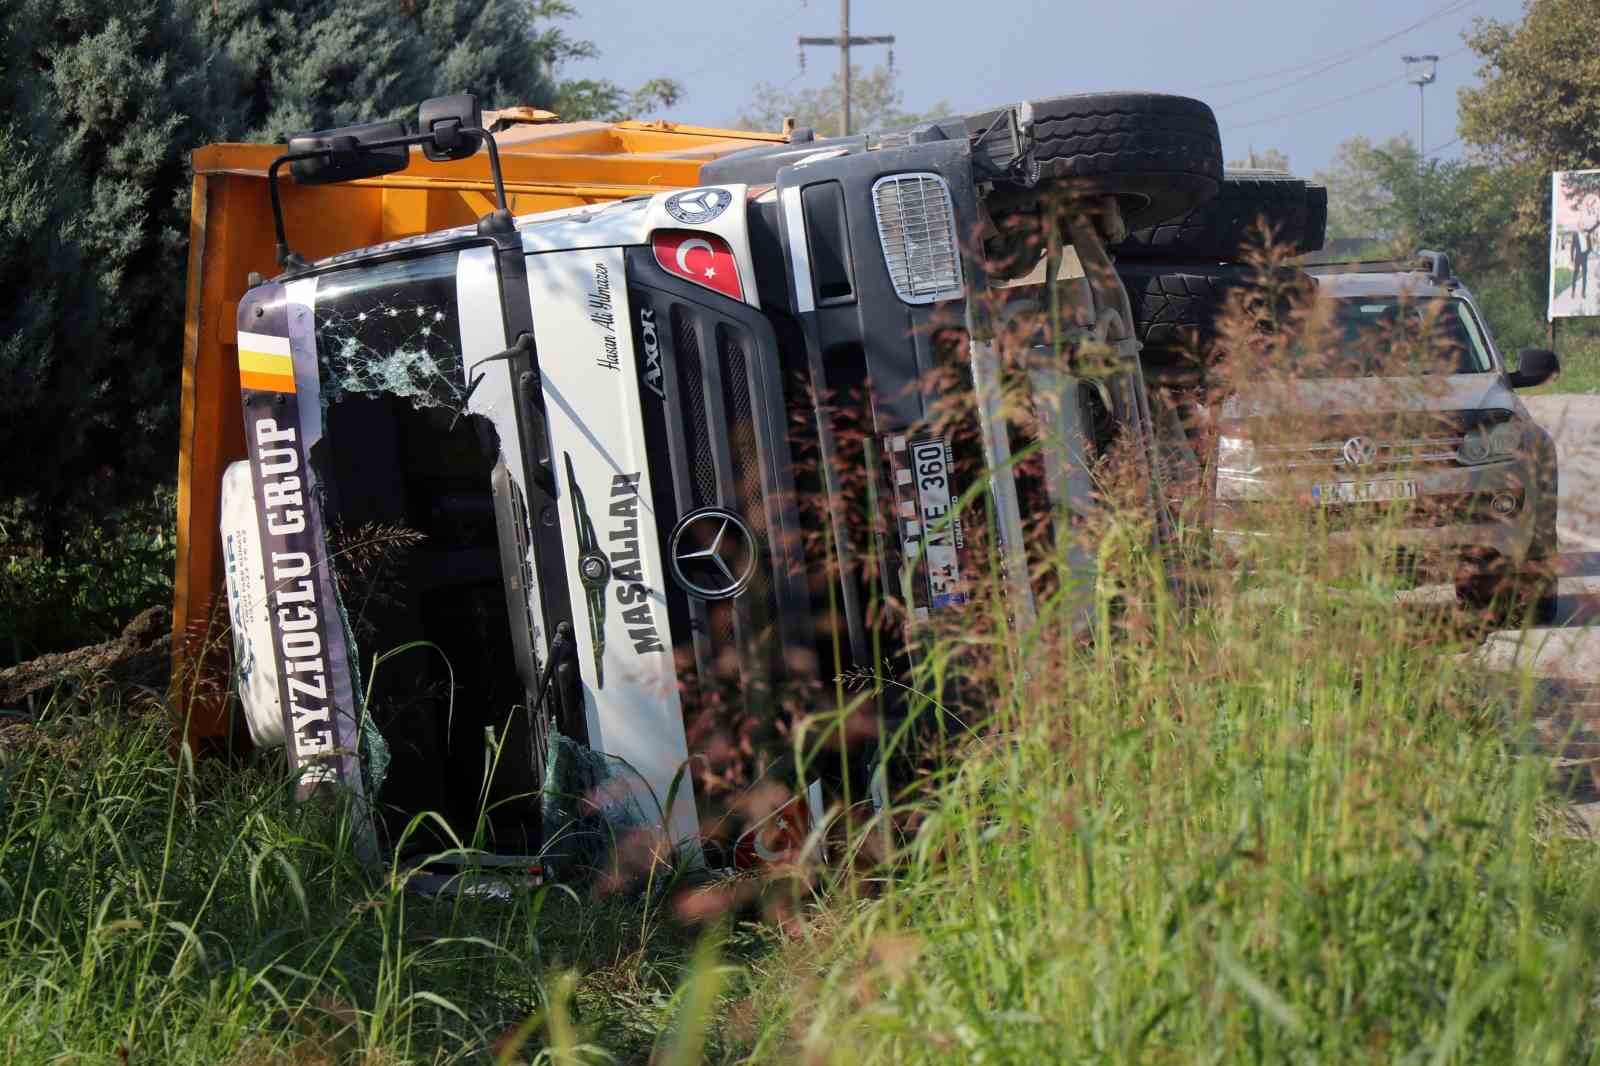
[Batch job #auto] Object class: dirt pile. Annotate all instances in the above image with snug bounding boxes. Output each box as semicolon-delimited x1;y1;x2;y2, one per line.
0;606;170;711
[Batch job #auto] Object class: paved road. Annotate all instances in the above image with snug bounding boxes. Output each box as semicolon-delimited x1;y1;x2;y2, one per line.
1478;394;1600;683
1470;394;1600;823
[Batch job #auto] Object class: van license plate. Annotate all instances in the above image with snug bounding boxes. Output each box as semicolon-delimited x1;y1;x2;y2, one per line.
1311;480;1418;505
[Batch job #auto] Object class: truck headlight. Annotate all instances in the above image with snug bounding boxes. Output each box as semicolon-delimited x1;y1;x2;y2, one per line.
872;173;964;304
1217;435;1260;476
1458;418;1525;465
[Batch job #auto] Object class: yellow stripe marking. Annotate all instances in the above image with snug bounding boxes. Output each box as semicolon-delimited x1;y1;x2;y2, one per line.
239;348;295;376
238;347;297;392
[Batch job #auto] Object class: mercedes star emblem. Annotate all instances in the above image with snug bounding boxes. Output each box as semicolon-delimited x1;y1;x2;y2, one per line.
1341;436;1378;466
668;508;756;600
664;187;732;225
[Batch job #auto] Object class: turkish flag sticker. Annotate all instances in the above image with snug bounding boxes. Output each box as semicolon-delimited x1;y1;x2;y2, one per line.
652;230;744;302
733;793;812;870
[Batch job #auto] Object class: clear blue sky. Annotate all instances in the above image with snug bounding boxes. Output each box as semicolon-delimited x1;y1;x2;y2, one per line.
565;0;1526;175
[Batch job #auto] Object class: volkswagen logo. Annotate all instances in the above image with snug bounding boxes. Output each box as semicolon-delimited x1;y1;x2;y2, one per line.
1341;436;1378;466
665;187;732;225
668;508;756;600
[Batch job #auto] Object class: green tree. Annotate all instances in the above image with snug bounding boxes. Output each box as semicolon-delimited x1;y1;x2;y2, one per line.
1227;148;1290;172
1;0;234;545
1313;134;1526;273
193;0;607;139
737;65;950;136
1457;0;1600;242
553;77;684;123
1313;136;1408;242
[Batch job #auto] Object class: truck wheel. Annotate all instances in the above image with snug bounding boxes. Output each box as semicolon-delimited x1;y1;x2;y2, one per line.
1114;170;1328;260
1116;261;1309;367
971;92;1223;230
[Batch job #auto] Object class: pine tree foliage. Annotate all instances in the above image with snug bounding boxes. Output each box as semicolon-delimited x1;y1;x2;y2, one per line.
193;0;592;140
1;0;233;538
0;0;666;540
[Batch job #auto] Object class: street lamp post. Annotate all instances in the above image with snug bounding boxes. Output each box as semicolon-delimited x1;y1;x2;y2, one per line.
1402;54;1439;160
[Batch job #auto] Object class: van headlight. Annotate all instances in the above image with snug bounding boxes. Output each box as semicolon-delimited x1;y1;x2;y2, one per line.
1218;435;1261;476
1457;418;1525;466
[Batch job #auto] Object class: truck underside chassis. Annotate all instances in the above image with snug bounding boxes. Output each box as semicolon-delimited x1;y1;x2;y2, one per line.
220;92;1224;873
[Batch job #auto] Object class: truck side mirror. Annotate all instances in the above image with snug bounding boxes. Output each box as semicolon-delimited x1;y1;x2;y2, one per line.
419;94;484;162
288;119;410;185
1509;347;1559;389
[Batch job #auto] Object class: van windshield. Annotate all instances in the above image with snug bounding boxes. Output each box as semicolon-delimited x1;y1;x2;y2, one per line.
1295;296;1495;377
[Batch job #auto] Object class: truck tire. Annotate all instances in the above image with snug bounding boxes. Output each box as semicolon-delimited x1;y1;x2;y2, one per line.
995;262;1298;364
1114;170;1327;260
1116;261;1309;372
971;92;1223;231
1117;262;1250;351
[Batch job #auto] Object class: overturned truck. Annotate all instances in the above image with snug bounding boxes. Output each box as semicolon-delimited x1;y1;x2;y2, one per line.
177;91;1231;871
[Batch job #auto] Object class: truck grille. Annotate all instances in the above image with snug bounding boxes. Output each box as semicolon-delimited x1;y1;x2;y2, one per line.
872;173;964;304
675;310;718;509
630;274;811;727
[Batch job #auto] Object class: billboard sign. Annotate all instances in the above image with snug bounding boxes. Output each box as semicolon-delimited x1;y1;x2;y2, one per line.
1549;169;1600;320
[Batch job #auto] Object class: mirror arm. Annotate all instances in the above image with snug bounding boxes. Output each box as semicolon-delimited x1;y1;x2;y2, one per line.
267;127;508;270
464;126;505;222
267;153;308;271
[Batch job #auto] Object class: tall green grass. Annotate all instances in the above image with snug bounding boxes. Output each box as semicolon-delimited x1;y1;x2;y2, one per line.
0;699;754;1063
7;526;1592;1063
726;522;1600;1063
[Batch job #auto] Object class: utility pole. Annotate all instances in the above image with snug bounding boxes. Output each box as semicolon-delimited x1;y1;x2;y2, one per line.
798;0;894;137
1402;54;1439;163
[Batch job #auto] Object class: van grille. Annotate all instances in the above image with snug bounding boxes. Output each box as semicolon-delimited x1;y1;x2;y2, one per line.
1261;434;1465;472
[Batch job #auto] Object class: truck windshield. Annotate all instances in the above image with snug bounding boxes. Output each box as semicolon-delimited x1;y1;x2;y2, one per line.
1296;296;1494;377
314;251;468;411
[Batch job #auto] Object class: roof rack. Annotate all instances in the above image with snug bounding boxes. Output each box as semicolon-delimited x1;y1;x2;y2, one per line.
1411;248;1456;287
1301;249;1458;287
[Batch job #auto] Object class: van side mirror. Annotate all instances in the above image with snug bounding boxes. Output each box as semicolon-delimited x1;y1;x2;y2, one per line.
419;94;483;162
287;119;410;185
1509;347;1560;389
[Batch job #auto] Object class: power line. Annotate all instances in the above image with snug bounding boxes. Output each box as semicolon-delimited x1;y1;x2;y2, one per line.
1228;43;1472;130
1208;0;1479;109
797;0;895;135
1200;0;1478;93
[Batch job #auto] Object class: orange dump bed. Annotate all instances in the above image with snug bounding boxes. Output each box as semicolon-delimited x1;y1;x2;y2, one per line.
173;117;786;746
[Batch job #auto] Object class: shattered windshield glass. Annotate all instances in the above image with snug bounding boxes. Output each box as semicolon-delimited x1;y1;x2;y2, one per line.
314;251;468;411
